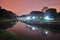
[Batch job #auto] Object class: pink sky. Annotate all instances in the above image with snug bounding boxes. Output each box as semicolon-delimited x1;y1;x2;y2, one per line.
0;0;60;16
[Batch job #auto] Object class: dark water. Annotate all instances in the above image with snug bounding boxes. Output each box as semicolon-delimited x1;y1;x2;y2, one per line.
5;21;60;40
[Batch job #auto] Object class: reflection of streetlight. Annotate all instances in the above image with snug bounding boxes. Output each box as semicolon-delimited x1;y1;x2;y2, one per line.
45;31;48;34
31;27;39;31
26;25;39;31
32;27;36;30
42;30;50;36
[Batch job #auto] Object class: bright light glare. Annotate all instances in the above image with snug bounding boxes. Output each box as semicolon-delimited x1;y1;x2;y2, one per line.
32;27;36;30
26;16;31;20
45;31;48;34
32;16;35;19
44;16;50;20
26;25;39;31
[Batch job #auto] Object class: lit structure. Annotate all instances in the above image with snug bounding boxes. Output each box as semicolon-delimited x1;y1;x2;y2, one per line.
32;16;36;19
26;16;31;20
44;16;50;21
17;7;60;34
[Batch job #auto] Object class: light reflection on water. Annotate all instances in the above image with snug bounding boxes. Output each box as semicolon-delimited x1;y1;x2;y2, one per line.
7;22;60;40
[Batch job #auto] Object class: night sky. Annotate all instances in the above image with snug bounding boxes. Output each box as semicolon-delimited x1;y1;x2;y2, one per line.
0;0;60;40
0;0;60;15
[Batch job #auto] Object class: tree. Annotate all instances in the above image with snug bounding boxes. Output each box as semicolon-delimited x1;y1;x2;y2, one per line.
0;7;25;40
0;30;24;40
0;7;16;19
0;7;17;30
45;8;59;20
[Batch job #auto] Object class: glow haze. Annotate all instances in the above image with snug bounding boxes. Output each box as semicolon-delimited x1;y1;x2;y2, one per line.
0;0;60;39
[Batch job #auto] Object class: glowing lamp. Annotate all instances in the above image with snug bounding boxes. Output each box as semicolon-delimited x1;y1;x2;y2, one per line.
26;16;31;20
32;16;35;19
44;16;50;21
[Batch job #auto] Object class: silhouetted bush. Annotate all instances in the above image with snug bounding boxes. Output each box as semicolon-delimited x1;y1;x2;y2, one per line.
0;7;17;30
0;30;24;40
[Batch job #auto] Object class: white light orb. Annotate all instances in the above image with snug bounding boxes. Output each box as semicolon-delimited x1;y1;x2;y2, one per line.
26;16;31;20
32;27;36;30
32;16;35;19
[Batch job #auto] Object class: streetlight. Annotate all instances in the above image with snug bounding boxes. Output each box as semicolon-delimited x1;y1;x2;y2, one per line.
44;16;50;21
32;16;36;19
26;16;31;20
